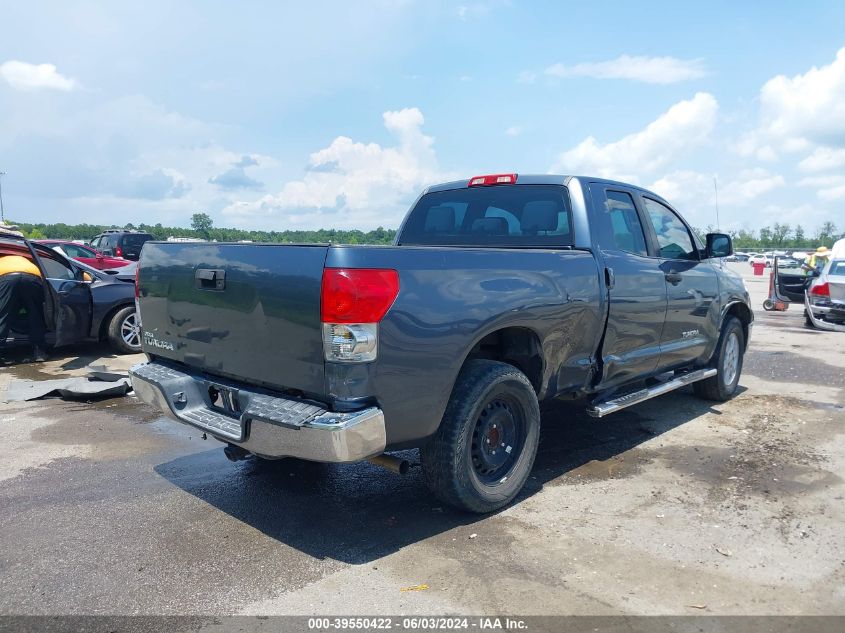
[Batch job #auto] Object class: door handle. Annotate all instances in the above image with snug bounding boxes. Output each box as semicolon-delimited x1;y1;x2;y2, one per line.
665;271;683;285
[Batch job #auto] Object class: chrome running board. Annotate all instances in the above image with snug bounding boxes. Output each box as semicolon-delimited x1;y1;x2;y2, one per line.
587;368;718;418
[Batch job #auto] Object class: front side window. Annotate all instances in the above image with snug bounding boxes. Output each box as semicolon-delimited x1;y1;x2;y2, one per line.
603;190;648;257
643;198;697;260
399;185;573;247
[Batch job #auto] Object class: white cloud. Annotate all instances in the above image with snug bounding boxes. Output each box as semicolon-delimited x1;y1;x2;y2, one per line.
738;47;845;160
719;170;785;205
797;174;845;201
817;185;845;201
0;60;77;91
551;92;718;180
505;125;522;137
798;146;845;172
543;55;708;84
647;169;785;229
222;107;446;229
517;70;537;84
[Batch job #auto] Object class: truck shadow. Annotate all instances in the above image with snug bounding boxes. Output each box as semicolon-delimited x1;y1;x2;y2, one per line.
154;387;728;565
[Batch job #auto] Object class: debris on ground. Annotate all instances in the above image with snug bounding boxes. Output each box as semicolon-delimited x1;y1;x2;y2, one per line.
3;365;131;402
399;584;429;592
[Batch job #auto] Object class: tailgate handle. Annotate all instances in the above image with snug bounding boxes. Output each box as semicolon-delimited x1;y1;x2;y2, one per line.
195;268;226;291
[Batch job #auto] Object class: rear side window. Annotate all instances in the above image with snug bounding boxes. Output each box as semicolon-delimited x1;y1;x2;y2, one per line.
643;198;697;260
830;260;845;276
602;191;648;257
399;185;573;247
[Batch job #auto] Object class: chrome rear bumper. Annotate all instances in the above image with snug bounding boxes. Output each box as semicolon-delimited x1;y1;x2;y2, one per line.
129;361;386;462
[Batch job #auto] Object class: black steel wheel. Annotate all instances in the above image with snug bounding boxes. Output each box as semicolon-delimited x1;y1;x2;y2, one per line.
421;360;540;513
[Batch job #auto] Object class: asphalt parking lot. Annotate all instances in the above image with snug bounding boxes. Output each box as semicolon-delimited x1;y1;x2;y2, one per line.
0;263;843;616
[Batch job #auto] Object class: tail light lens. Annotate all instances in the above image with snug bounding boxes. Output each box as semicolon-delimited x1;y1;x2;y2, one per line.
116;246;123;257
321;268;399;362
810;282;830;297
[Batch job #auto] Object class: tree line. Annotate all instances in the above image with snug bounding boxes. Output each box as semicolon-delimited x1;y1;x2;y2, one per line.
694;221;841;251
11;212;398;245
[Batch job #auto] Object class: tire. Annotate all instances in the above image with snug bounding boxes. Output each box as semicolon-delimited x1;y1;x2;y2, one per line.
762;299;774;311
694;317;745;401
420;360;540;513
107;305;142;354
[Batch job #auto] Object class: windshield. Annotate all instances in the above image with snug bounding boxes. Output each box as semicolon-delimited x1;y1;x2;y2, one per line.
398;184;573;247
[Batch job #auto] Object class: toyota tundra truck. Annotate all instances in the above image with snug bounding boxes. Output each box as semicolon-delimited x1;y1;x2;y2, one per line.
130;174;752;512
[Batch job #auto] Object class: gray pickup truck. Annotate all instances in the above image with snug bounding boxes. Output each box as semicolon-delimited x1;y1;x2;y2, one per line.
130;174;752;512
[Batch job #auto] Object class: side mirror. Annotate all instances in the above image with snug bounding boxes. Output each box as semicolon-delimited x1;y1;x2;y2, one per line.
706;233;732;259
82;271;94;283
96;253;104;260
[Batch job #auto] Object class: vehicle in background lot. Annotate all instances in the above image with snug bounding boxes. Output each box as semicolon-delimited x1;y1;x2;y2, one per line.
776;257;801;269
732;253;750;262
805;239;845;331
35;239;131;270
0;235;141;354
89;230;153;261
130;174;753;512
749;253;771;268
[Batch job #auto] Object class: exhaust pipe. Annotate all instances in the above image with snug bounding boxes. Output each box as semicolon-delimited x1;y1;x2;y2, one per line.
223;444;251;462
368;453;410;475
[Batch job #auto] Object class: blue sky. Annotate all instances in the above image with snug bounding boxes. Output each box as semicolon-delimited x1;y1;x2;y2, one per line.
1;0;845;234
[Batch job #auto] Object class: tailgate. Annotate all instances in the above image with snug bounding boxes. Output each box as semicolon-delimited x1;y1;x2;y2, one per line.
138;242;328;395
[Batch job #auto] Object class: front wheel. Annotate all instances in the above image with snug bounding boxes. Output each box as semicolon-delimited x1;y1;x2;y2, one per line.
420;360;540;513
694;317;745;401
107;306;142;354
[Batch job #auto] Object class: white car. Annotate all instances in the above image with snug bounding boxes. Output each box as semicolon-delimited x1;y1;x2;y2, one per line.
749;254;771;268
806;239;845;330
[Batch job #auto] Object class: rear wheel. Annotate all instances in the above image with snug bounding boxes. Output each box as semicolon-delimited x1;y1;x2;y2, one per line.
762;299;775;311
420;360;540;513
694;317;745;401
107;306;142;354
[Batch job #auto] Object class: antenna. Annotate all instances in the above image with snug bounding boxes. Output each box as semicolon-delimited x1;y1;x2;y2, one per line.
713;175;720;231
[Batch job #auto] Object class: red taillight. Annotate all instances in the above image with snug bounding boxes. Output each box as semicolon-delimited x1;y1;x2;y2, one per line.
321;268;399;324
468;173;518;187
810;282;830;297
116;246;123;257
134;265;140;299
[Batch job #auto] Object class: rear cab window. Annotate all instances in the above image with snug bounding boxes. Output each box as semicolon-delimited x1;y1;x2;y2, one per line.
122;234;152;248
398;184;573;247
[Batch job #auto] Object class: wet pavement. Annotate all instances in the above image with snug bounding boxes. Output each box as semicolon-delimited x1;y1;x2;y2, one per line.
0;263;843;616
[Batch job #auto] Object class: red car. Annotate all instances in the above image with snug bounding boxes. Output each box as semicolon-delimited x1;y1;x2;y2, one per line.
35;240;131;270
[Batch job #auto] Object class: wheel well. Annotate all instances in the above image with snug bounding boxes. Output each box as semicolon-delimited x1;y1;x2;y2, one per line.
724;302;752;349
98;302;133;340
463;327;543;394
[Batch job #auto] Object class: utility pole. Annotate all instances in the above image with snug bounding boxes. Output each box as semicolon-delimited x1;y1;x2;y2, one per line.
713;175;720;231
0;171;6;223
